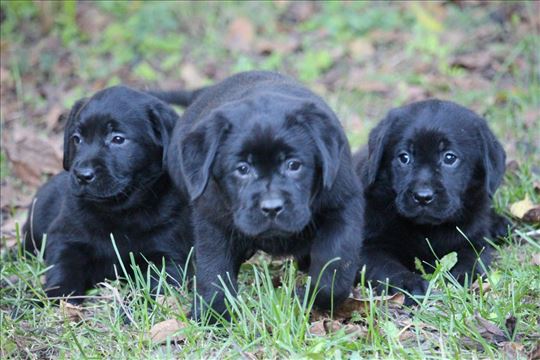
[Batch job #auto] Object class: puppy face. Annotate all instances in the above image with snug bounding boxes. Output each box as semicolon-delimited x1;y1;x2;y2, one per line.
366;99;505;225
180;94;344;237
63;86;176;202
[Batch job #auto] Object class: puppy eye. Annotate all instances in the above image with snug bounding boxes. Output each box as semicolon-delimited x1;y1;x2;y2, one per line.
286;159;302;172
443;152;458;166
72;134;81;145
398;152;411;165
111;135;125;145
235;162;251;177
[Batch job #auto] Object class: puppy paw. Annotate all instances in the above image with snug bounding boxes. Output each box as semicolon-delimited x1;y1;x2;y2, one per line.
383;272;428;306
489;213;512;240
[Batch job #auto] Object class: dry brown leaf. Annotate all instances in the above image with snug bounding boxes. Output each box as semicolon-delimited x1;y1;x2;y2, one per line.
529;342;540;360
256;37;300;56
280;1;316;23
523;207;540;224
332;292;404;320
3;127;62;187
471;278;491;294
309;319;349;337
59;300;84;322
451;51;494;70
532;253;540;266
226;17;255;52
348;39;375;61
475;313;508;344
344;68;389;94
509;196;536;219
343;324;368;340
500;341;526;359
45;104;64;132
180;63;206;89
506;160;520;175
149;319;186;344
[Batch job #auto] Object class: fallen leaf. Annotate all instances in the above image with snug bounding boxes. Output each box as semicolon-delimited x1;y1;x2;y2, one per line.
45;104;64;132
343;324;368;340
529;342;540;360
3;126;62;187
309;319;358;337
348;38;375;61
0;182;32;210
506;160;520;175
451;51;494;70
475;313;508;344
280;1;316;23
471;278;491;294
308;320;326;336
59;300;84;322
344;68;389;94
532;253;540;266
523;207;540;224
180;63;207;89
256;37;300;56
332;292;405;320
149;319;186;344
0;210;28;249
510;196;536;219
226;17;255;52
500;341;526;359
523;108;540;129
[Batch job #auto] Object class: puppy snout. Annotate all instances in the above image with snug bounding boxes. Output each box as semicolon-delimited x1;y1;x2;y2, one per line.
412;188;434;205
74;167;96;184
260;196;284;218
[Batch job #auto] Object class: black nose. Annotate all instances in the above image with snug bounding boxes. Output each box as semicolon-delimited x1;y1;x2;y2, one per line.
260;197;284;218
413;188;434;205
74;168;95;184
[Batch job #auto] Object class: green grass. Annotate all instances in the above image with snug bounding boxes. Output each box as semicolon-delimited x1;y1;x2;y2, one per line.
1;1;539;358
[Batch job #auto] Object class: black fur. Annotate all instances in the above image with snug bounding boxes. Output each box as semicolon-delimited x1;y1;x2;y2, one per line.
354;99;508;302
23;86;193;303
167;71;364;321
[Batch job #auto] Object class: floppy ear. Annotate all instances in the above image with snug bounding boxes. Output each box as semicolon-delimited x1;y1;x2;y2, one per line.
291;103;345;190
147;101;179;168
180;112;231;201
365;109;400;186
477;119;506;196
63;98;88;170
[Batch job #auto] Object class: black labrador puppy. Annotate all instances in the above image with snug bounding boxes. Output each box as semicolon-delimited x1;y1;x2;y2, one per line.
166;71;364;321
23;86;193;303
354;99;507;301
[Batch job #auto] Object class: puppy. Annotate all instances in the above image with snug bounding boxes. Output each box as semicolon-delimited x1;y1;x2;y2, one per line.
166;71;364;320
23;86;193;303
355;99;507;301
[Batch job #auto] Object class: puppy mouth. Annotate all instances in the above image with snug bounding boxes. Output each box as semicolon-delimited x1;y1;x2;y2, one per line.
70;176;131;201
236;218;309;239
396;205;457;225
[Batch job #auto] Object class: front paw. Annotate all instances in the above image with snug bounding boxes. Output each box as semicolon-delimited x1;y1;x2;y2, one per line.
45;286;84;305
490;213;512;240
382;272;428;305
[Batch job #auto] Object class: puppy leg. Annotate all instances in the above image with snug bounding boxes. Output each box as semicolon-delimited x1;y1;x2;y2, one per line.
360;247;428;305
192;220;240;323
45;243;90;304
489;209;512;240
307;200;363;310
450;245;492;286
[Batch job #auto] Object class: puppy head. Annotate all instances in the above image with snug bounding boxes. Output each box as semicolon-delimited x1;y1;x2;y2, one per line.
63;86;177;201
180;93;345;237
366;99;505;224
